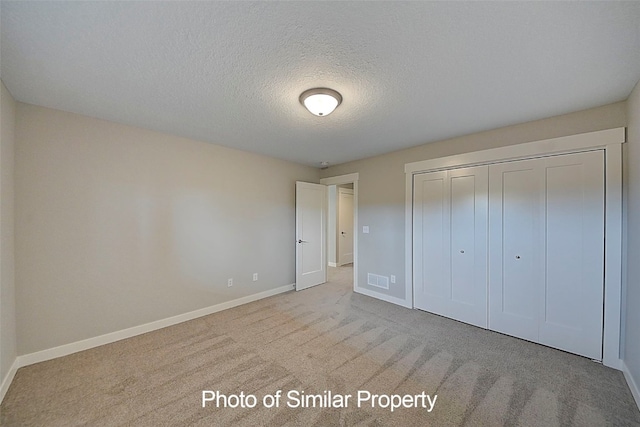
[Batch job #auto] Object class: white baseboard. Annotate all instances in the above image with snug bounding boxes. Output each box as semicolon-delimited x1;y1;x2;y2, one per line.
0;358;19;403
622;360;640;412
603;356;623;370
328;262;338;267
17;284;295;369
354;285;412;309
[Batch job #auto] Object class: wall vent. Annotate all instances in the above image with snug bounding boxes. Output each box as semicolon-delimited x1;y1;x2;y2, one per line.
367;273;390;290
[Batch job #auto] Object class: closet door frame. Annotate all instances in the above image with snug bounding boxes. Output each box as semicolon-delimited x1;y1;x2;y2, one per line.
404;127;625;369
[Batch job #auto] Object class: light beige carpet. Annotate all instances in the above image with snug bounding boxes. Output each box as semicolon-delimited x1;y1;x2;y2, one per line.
2;265;639;426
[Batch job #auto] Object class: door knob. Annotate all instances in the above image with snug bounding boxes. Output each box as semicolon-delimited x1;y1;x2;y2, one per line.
298;239;308;243
460;250;465;253
515;255;521;259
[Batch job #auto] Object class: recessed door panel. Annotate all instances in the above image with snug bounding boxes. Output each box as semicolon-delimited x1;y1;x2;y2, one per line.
501;169;538;320
450;175;476;305
414;172;449;316
448;167;488;328
539;151;604;360
489;159;540;342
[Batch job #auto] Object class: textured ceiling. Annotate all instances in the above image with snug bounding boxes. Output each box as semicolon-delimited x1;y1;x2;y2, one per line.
2;2;640;167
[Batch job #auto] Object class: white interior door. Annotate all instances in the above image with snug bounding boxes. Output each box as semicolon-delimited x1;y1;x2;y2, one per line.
413;170;449;318
295;182;327;291
489;151;605;360
538;151;604;360
338;188;354;265
489;158;542;342
448;167;488;327
413;166;488;328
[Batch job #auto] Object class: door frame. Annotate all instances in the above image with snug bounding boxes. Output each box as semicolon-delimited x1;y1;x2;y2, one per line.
404;127;625;369
320;173;359;291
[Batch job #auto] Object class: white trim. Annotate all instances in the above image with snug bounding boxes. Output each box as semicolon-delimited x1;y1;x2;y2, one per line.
405;128;625;174
320;173;359;186
404;171;414;308
623;361;640;412
328;262;338;268
0;358;19;403
354;285;412;309
320;173;359;292
16;284;294;368
603;143;623;368
405;127;625;368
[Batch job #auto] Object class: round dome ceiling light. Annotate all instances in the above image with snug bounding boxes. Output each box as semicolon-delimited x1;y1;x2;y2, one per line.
299;88;342;117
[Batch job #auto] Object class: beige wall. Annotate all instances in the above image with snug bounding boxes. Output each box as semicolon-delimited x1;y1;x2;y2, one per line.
15;104;319;354
624;79;640;394
0;82;17;383
321;101;627;300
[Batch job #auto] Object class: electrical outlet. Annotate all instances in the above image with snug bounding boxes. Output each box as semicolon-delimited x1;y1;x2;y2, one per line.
390;275;396;284
227;278;233;287
253;273;258;281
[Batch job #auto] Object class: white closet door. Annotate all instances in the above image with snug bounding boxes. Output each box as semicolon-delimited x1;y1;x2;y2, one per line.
489;158;542;342
414;171;449;319
448;167;488;327
414;166;488;328
489;151;604;360
538;151;604;360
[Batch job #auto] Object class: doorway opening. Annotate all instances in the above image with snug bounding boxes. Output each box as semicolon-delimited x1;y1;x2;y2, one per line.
328;183;354;267
327;184;354;289
320;173;358;291
328;263;354;289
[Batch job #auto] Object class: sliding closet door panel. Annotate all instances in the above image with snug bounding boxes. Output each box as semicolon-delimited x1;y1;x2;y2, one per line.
489;159;541;342
539;151;604;360
448;167;488;327
413;171;450;316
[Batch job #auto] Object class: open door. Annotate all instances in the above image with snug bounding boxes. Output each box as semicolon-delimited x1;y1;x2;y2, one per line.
296;181;327;290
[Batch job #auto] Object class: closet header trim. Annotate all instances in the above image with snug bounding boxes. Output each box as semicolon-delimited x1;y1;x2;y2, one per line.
405;127;625;174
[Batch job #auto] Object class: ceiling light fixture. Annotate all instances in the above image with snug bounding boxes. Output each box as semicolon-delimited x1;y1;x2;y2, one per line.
299;88;342;117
